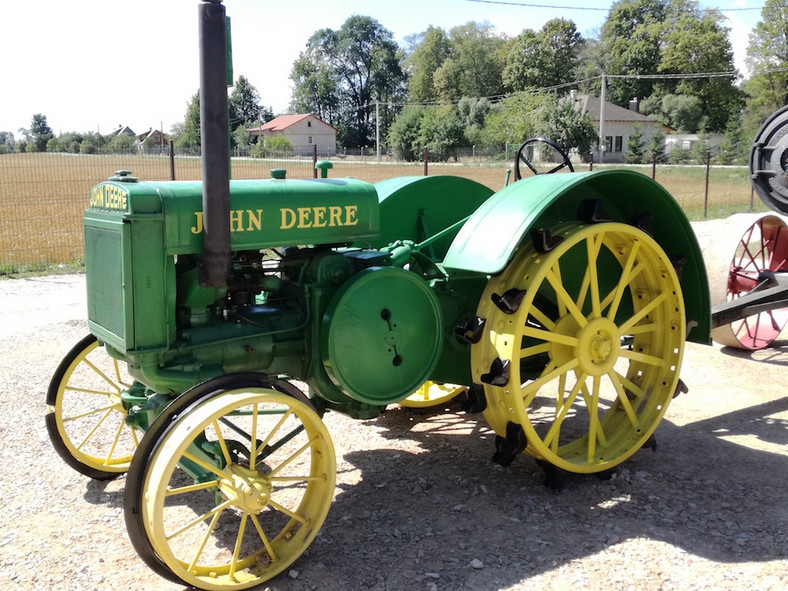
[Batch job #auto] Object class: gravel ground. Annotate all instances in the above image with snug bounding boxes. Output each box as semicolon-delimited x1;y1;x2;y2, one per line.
1;220;787;591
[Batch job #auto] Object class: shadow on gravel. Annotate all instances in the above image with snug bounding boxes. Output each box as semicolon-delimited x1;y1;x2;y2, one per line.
71;395;786;591
720;339;788;367
297;398;788;590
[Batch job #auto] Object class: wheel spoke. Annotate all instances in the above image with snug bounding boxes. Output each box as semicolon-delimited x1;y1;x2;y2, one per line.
605;242;642;321
529;305;556;331
103;415;127;465
75;407;114;451
81;358;124;393
522;326;578;348
165;480;220;497
255;409;294;465
166;498;234;541
211;420;234;466
617;292;666;334
619;348;667;367
586;233;604;318
607;371;639;427
188;508;222;572
586;376;600;463
522;358;579;406
250;513;277;562
543;373;587;449
520;342;551;359
267;499;308;525
268;437;317;478
229;514;248;579
546;267;587;327
62;403;117;423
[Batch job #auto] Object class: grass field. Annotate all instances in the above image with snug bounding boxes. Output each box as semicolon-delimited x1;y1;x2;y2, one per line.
0;152;766;274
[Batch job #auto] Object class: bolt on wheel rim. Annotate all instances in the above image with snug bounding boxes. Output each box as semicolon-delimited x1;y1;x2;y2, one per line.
473;223;686;473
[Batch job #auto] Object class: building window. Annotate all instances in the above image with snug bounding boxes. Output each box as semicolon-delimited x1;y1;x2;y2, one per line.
615;136;623;152
604;136;613;152
307;121;312;127
308;136;313;144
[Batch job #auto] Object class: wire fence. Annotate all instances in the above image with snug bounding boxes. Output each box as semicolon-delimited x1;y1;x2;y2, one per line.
0;148;765;275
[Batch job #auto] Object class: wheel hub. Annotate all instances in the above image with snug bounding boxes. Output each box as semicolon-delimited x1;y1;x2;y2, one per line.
219;465;272;514
577;318;620;376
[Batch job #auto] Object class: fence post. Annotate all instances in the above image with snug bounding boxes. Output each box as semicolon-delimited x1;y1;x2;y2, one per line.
704;152;711;218
312;144;317;179
589;152;593;172
651;152;656;180
169;140;176;180
750;185;754;212
423;147;429;176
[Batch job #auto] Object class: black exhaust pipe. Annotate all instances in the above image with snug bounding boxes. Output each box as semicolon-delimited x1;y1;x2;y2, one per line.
198;0;231;287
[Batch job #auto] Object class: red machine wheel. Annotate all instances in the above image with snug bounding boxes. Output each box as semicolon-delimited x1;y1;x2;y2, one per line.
711;215;788;350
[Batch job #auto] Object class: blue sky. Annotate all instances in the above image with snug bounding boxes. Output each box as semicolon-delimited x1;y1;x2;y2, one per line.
1;0;763;137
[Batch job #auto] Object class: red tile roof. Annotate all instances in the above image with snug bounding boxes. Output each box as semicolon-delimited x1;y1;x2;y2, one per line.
259;114;312;132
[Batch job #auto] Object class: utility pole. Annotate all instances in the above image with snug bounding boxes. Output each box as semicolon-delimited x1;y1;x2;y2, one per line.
376;101;381;162
599;73;606;164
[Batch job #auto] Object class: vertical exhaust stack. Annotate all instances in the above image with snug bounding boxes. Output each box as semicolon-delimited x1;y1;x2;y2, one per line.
198;0;231;287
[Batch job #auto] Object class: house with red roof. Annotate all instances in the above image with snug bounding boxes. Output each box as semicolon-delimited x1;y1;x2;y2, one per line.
247;114;336;156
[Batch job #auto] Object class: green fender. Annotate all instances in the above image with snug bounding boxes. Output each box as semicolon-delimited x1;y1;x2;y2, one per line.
370;176;494;260
442;170;710;344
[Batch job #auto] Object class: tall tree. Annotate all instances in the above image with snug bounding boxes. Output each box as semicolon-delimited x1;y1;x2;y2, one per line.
291;16;406;147
30;113;53;152
229;76;272;129
175;93;201;154
405;27;451;103
744;0;788;125
289;48;341;124
503;19;583;92
433;22;505;103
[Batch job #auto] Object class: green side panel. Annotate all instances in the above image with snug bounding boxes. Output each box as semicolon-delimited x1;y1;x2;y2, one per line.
84;214;132;352
153;178;379;254
443;170;711;344
370;176;493;259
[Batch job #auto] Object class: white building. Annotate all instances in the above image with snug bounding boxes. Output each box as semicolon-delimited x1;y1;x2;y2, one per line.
248;114;336;156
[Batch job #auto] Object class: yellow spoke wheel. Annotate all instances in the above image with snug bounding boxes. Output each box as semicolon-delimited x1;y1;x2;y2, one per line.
473;223;686;473
46;334;138;479
124;375;336;591
400;381;467;408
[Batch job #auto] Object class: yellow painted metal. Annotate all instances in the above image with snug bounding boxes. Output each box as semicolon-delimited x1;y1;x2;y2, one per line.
141;388;336;590
400;381;467;408
46;335;137;476
472;223;686;473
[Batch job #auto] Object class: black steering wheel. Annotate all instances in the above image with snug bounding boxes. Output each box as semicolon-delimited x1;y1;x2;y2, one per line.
513;137;574;180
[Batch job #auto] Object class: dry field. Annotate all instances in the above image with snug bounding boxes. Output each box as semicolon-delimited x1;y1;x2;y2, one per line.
0;152;763;274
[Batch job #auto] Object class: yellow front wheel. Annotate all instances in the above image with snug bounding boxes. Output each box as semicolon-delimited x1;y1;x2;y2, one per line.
124;374;336;590
473;223;686;473
400;381;467;408
45;334;138;479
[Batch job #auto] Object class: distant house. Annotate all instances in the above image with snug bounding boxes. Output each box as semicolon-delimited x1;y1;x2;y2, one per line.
110;125;136;138
248;114;336;156
136;128;168;152
571;94;668;163
664;133;724;157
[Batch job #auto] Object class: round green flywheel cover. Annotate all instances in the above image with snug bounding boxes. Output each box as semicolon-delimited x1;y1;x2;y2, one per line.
321;267;444;405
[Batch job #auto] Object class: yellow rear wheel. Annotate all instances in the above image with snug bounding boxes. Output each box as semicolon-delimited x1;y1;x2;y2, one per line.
473;223;685;473
125;377;335;590
400;381;467;408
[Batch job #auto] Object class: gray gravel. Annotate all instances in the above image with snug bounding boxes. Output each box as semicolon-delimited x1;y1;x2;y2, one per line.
0;263;786;591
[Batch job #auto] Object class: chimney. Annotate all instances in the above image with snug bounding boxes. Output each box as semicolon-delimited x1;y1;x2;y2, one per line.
628;97;640;113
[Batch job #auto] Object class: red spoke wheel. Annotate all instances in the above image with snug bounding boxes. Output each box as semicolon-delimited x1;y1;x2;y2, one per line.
711;215;788;350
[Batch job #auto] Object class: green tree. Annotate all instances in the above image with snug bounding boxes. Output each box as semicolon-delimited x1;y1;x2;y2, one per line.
645;127;666;163
405;27;451;102
484;92;551;147
233;125;251;153
642;93;704;132
418;106;467;161
0;131;15;153
715;116;747;164
625;123;645;163
503;19;583;92
175;93;201;154
229;75;272;130
291;16;406;147
536;98;597;159
107;133;135;154
433;22;505;103
388;106;426;161
744;0;788;129
290;47;341;124
30;113;54;152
